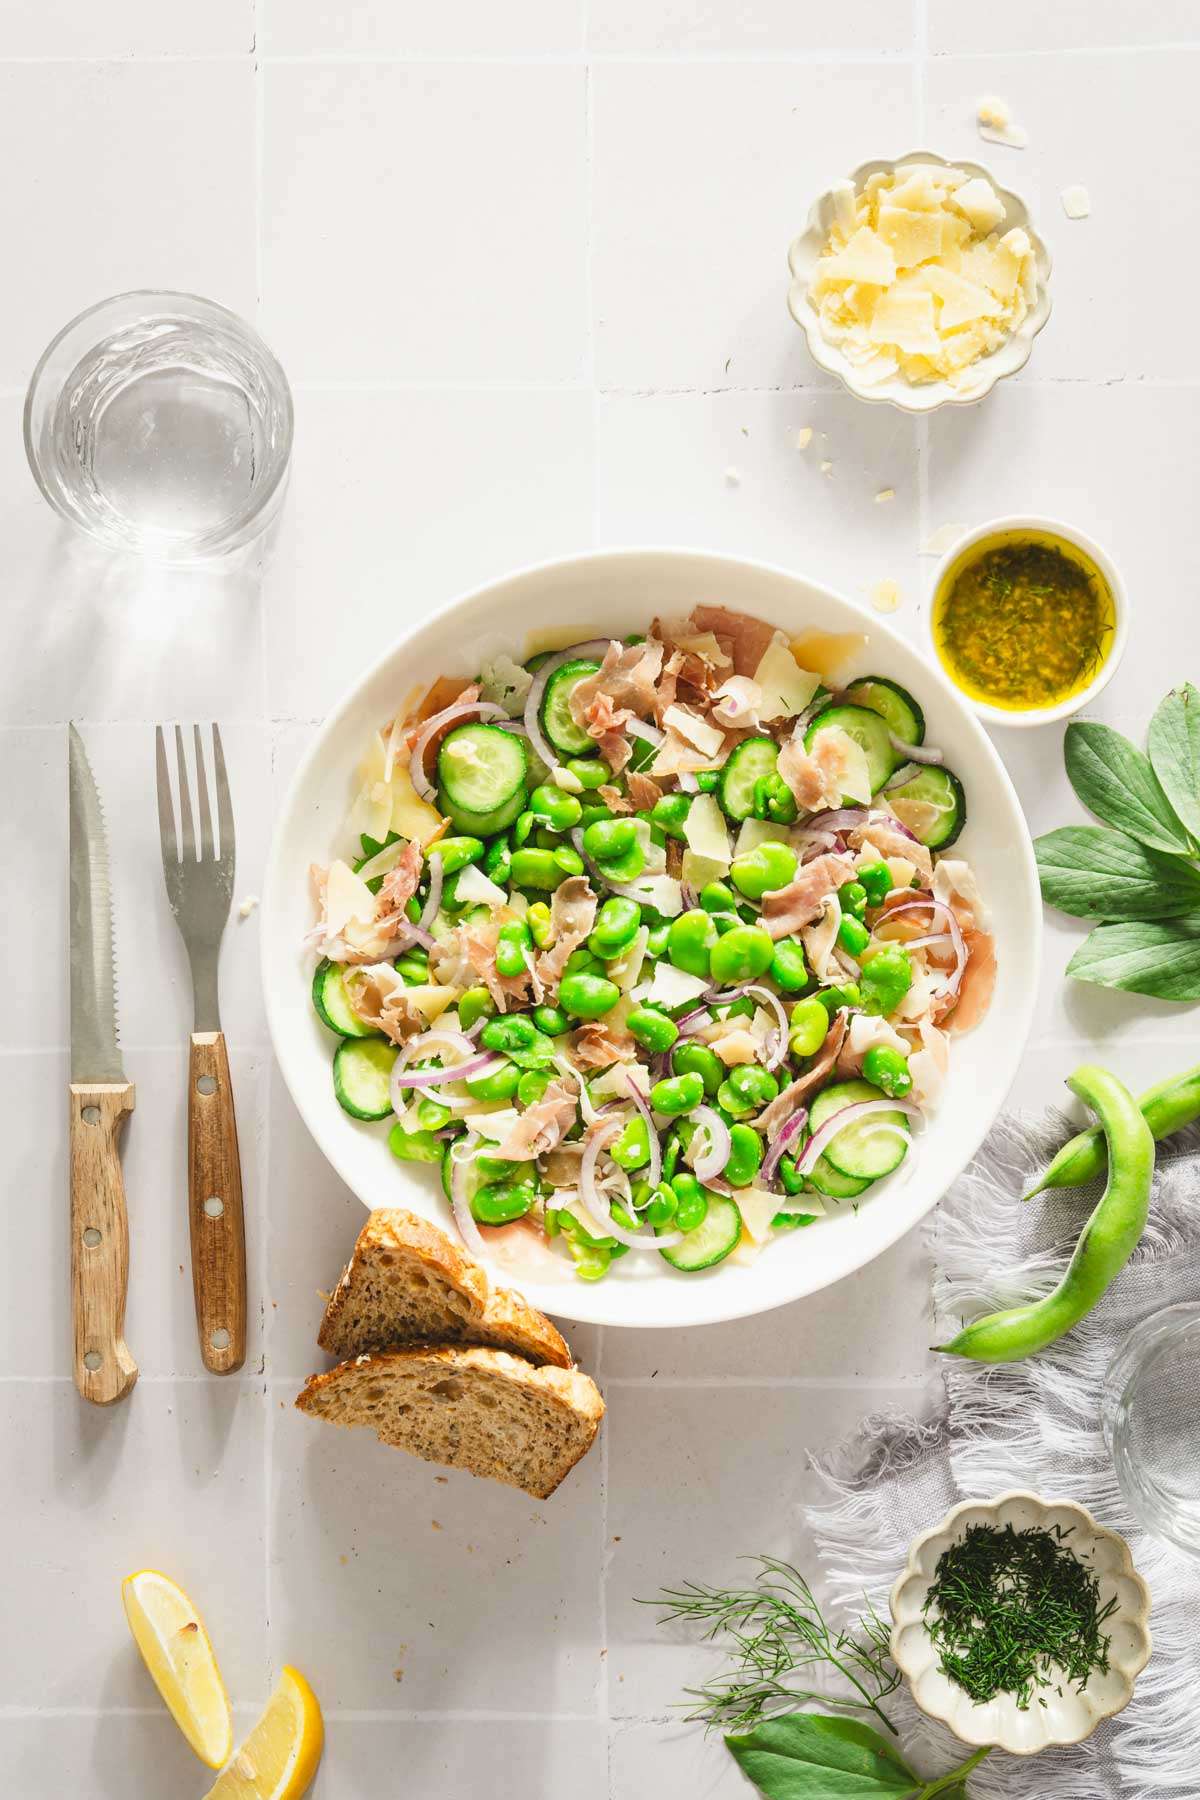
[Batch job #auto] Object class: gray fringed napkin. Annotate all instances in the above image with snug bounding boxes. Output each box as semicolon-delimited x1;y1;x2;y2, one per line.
804;1112;1200;1799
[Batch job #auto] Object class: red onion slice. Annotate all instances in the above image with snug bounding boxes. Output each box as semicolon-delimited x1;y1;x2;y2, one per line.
889;733;944;767
579;1116;682;1249
796;1097;921;1176
408;700;508;803
390;1047;504;1110
690;1105;731;1182
449;1133;489;1257
762;1105;808;1181
523;638;613;771
878;898;966;996
418;854;445;931
622;1081;662;1189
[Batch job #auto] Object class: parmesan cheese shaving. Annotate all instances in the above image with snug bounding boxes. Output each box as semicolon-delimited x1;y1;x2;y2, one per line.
1061;184;1091;221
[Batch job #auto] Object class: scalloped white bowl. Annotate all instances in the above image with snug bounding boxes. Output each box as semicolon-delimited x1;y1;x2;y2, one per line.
787;149;1052;414
262;547;1040;1330
890;1491;1152;1754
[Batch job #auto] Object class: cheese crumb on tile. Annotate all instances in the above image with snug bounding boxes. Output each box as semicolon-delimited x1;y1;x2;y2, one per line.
875;488;895;504
238;894;260;919
870;579;901;613
808;162;1037;385
724;466;741;486
819;459;833;475
977;95;1028;148
795;426;813;450
1061;184;1091;220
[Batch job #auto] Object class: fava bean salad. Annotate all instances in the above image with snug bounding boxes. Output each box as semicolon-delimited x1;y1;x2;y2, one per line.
305;605;995;1282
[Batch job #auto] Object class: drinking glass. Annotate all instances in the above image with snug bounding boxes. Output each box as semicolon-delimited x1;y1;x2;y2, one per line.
1101;1303;1200;1559
24;290;293;561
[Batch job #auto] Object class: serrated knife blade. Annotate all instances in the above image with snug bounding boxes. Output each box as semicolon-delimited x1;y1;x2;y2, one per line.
67;723;137;1405
69;724;125;1083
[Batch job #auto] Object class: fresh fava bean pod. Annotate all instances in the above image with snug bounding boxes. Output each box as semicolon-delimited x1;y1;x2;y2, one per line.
937;1064;1153;1364
1024;1061;1200;1198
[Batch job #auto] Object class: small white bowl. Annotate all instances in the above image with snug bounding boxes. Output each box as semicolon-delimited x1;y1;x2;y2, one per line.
925;516;1129;728
787;149;1052;414
890;1490;1152;1755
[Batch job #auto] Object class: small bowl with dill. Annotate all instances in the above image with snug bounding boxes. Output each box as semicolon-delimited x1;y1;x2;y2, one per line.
926;517;1128;727
890;1491;1151;1754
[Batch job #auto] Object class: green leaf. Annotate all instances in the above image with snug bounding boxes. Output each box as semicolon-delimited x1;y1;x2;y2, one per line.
1067;917;1200;1000
726;1715;918;1800
1148;684;1200;841
1064;721;1193;853
1035;827;1200;920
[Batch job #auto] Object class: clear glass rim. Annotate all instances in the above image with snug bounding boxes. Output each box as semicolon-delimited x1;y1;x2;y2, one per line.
1104;1303;1200;1559
23;288;295;558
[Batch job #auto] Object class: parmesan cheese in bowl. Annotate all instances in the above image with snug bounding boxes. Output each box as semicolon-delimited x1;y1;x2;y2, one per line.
788;151;1051;413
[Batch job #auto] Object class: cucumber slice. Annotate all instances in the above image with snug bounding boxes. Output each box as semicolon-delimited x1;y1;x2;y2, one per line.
437;722;528;822
312;959;376;1039
540;658;602;758
844;676;925;747
804;704;899;794
719;736;779;821
441;789;527;839
806;1154;872;1200
886;766;966;850
659;1193;743;1271
809;1078;908;1180
333;1036;397;1121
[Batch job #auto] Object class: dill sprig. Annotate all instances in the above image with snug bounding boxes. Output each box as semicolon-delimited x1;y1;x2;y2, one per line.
922;1523;1119;1710
647;1557;902;1735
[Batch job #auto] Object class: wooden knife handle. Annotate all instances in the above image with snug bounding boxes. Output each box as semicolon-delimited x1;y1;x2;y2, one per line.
70;1083;138;1405
188;1032;247;1374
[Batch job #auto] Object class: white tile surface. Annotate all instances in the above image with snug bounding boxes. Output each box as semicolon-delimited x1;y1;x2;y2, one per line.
4;9;1195;1794
260;63;589;383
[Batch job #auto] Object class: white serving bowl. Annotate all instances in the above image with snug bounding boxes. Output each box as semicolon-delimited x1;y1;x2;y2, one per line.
891;1491;1152;1754
925;516;1129;728
262;548;1041;1331
787;149;1052;414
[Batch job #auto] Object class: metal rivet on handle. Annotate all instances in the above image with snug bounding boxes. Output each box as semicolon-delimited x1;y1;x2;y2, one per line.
82;1227;102;1247
203;1195;225;1219
82;1106;101;1125
196;1075;217;1096
210;1328;231;1351
83;1351;102;1371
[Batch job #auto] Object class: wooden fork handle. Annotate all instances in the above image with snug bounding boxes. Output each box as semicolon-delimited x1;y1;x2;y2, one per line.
70;1083;138;1405
188;1032;247;1374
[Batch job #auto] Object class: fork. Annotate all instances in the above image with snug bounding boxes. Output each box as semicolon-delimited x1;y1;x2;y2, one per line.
155;724;247;1375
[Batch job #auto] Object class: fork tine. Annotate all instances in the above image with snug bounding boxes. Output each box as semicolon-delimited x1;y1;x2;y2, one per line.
155;725;177;866
194;724;215;862
212;724;236;873
175;724;195;862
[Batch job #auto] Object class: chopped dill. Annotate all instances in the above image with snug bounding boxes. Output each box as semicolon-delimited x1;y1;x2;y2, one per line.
922;1523;1119;1709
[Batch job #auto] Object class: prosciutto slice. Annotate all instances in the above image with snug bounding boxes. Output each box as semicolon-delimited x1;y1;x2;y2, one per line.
761;853;858;939
754;1012;849;1140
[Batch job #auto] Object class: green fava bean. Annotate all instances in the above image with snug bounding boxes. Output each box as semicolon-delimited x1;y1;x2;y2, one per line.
671;1041;723;1098
645;922;671;957
566;757;611;791
458;986;495;1031
611;1113;651;1171
857;860;894;906
788;996;829;1059
778;1153;805;1196
517;1068;552;1107
650;1071;705;1116
645;1184;678;1229
861;945;913;1016
471;1179;537;1225
840;880;868;920
529;784;582;832
387;1125;444;1164
667;908;718;978
526;901;554;950
481;1014;539;1055
415;1096;452;1131
553;843;585;878
760;772;798;824
511;811;536;848
533;1003;571;1037
724;1122;764;1187
770;936;809;993
427;835;484;875
627;1007;679;1053
509;847;567;891
730;841;799;901
560;971;621;1020
651;793;692;840
589;896;642;960
565;947;605;979
569;1241;612;1281
395;950;430;985
816;981;861;1016
494;921;533;978
483;839;512;884
582;817;637;863
466;1058;521;1102
862;1044;912;1098
699;881;737;915
939;1065;1153;1364
837;913;871;957
710;924;774;985
717;1064;778;1119
695;770;720;793
670;1172;709;1233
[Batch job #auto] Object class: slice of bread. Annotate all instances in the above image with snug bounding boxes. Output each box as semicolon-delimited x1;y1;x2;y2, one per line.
295;1346;604;1497
317;1209;571;1370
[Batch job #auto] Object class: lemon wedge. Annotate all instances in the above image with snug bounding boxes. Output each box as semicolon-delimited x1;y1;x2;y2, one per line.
122;1570;234;1769
203;1666;324;1800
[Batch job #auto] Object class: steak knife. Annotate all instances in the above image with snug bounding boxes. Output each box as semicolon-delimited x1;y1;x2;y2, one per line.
68;724;137;1405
